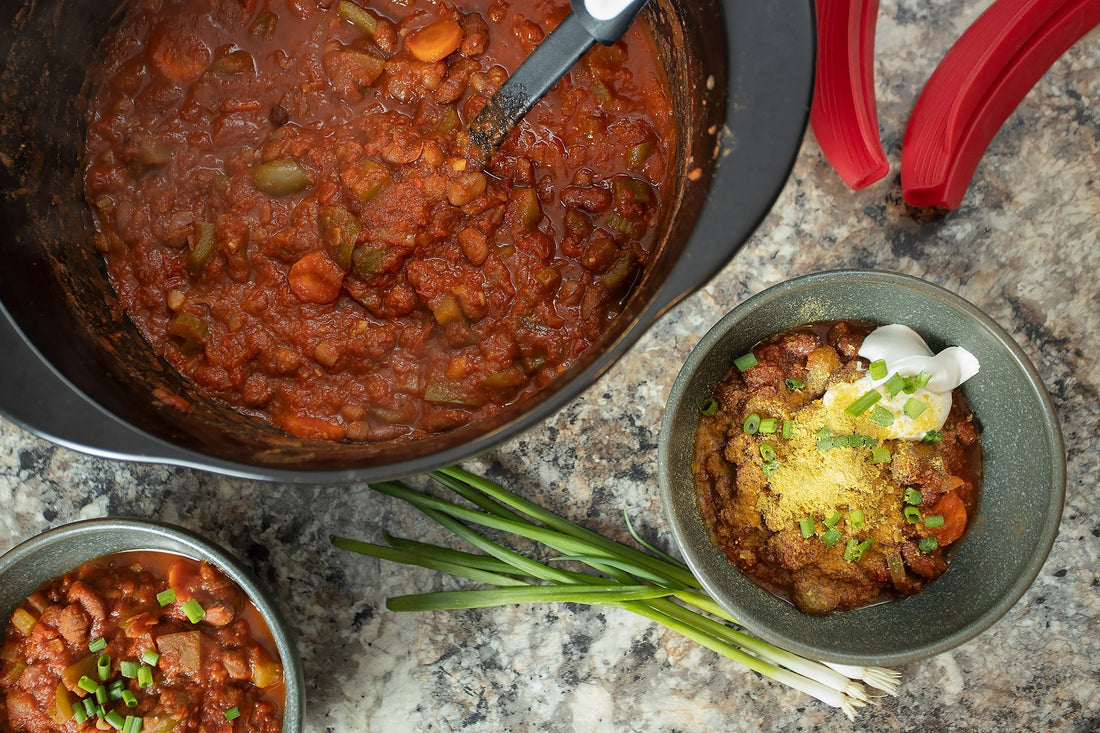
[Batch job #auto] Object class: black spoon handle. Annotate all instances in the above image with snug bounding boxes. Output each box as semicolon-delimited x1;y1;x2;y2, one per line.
467;12;593;150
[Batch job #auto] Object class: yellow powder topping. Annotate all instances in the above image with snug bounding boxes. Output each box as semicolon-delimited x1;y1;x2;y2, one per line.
757;402;903;543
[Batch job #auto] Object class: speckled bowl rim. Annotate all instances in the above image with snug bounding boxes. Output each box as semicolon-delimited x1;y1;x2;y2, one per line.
658;269;1066;666
0;518;305;732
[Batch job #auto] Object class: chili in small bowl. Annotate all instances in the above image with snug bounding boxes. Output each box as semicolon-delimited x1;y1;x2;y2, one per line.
0;518;304;733
658;270;1065;667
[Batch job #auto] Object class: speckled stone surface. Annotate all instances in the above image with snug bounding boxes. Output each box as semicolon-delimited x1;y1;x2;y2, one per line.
2;1;1099;731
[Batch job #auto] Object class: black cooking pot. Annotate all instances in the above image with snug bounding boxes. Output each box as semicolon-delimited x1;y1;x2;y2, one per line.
0;0;814;482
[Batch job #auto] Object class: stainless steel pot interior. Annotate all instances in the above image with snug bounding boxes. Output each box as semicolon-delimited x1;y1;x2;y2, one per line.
0;1;814;480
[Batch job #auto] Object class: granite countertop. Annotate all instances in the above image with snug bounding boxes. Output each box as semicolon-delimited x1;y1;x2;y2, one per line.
2;1;1099;731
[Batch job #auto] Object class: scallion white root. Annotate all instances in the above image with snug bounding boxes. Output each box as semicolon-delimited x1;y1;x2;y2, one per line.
333;467;902;719
823;661;902;696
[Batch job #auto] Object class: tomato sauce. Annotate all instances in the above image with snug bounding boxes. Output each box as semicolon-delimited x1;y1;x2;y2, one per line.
0;551;284;733
84;0;674;441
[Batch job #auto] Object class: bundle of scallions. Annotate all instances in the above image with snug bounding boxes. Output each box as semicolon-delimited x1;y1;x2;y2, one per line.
331;466;900;720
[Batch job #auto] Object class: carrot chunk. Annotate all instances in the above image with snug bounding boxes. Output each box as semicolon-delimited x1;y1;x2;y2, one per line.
926;490;968;546
288;251;344;303
406;18;463;62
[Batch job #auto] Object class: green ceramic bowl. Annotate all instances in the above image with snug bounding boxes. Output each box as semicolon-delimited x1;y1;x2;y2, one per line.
658;270;1065;666
0;518;305;731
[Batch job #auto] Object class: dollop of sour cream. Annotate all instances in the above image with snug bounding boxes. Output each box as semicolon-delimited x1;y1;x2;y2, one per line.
822;324;980;440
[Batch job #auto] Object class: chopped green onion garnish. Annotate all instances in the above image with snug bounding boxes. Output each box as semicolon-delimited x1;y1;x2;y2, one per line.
781;420;794;439
799;516;815;538
903;397;926;419
96;704;107;719
904;506;923;524
870;447;891;464
73;707;89;724
762;460;780;477
95;685;108;705
182;599;206;624
913;371;931;389
869;405;894;427
918;536;939;554
105;710;125;730
140;650;160;667
97;654;112;682
700;398;718;417
903;487;923;506
868;359;887;381
922;430;944;443
78;676;99;694
107;678;125;701
884;373;906;396
156;588;176;607
743;413;761;435
923;514;945;528
816;425;833;439
845;389;882;416
122;690;138;708
842;539;862;562
89;637;107;653
225;707;241;722
760;444;776;462
758;418;778;434
785;377;806;391
734;352;758;372
816;437;836;452
821;527;842;546
83;698;96;716
823;510;842;529
123;715;142;733
120;660;139;678
849;509;865;530
137;666;153;688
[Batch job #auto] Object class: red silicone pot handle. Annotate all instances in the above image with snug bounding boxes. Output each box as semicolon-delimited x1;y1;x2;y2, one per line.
902;0;1100;208
811;0;889;189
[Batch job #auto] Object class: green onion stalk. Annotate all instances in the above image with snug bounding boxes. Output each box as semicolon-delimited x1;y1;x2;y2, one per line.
331;466;900;720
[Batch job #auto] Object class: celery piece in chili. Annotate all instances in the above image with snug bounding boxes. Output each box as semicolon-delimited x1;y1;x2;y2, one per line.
810;0;888;189
902;0;1100;208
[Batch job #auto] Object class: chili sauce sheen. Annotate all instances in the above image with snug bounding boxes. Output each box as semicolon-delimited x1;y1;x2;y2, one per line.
83;0;675;441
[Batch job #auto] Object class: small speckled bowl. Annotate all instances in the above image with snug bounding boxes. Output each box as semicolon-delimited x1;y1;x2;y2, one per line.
658;270;1065;667
0;518;305;731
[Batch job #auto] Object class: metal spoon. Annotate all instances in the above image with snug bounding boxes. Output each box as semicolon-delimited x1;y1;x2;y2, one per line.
467;0;652;151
